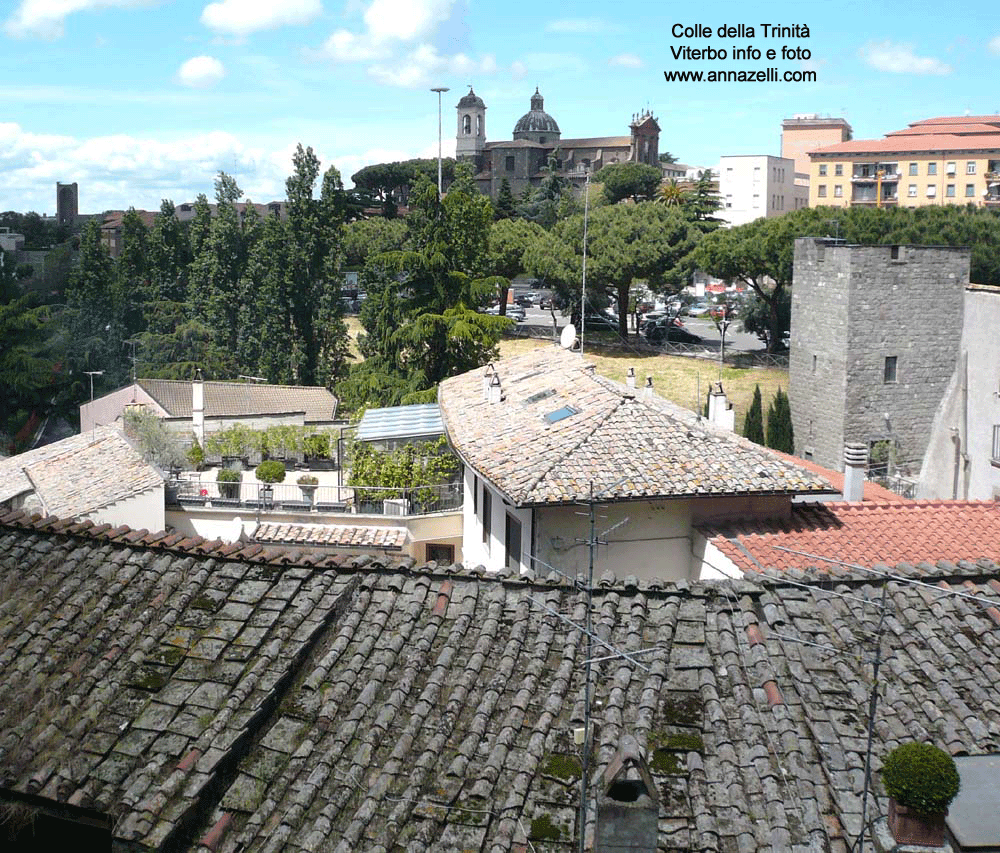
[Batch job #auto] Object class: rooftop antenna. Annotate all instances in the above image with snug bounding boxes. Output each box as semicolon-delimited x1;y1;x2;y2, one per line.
580;172;591;356
123;339;140;384
83;370;104;441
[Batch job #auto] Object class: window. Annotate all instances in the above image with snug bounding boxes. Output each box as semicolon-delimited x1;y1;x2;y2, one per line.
993;425;1000;462
946;161;956;175
505;155;515;172
927;185;937;197
472;475;478;514
908;184;917;197
884;356;897;383
834;185;843;197
817;185;827;198
544;405;579;424
966;184;976;197
946;184;956;197
538;136;546;144
481;488;491;548
967;161;976;175
505;514;522;572
819;164;827;176
928;162;938;175
909;162;918;176
462;115;471;135
426;543;455;563
834;164;843;176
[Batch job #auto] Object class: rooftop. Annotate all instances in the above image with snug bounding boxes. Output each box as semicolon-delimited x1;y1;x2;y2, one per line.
136;379;338;422
438;348;832;507
0;426;163;516
810;115;1000;157
703;500;1000;573
3;508;1000;850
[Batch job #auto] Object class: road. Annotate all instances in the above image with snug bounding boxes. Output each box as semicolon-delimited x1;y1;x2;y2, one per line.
517;306;766;353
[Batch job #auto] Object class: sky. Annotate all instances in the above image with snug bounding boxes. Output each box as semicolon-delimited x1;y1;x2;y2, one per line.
3;0;1000;215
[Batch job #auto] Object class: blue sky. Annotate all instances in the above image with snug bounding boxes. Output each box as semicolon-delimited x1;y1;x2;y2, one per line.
2;0;999;215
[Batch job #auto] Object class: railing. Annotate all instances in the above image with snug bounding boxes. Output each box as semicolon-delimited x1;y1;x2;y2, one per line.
166;477;463;516
866;460;921;499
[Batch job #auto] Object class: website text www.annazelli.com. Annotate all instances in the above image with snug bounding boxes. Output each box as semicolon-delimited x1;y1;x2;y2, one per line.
664;68;816;83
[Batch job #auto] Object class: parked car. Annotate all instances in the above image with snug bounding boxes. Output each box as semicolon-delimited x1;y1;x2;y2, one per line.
539;296;553;309
687;303;711;317
643;318;703;345
581;312;620;332
485;304;524;321
515;294;533;307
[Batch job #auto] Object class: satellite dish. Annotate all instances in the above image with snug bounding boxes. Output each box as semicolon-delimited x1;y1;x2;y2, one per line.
560;323;577;349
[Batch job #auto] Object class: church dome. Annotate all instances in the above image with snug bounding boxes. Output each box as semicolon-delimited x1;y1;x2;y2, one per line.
457;87;485;109
513;88;560;138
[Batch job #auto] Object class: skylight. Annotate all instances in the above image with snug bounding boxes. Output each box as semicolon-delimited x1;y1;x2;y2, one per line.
544;405;579;424
524;389;557;405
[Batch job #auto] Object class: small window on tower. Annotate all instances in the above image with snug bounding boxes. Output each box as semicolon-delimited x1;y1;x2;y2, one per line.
463;115;471;135
505;156;515;172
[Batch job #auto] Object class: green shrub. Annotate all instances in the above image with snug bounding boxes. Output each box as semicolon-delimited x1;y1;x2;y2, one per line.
297;474;319;486
743;384;764;445
255;460;287;484
882;742;960;815
187;437;205;470
216;468;242;499
765;387;794;453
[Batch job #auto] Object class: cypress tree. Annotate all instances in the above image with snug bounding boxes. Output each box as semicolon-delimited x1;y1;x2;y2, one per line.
743;384;764;445
494;178;516;220
766;387;794;453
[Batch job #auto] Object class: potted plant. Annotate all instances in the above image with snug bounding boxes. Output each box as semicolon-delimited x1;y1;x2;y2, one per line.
216;468;242;501
255;460;287;484
883;741;960;845
297;474;319;504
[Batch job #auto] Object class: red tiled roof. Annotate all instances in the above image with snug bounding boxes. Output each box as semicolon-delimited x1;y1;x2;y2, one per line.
811;134;1000;156
704;500;1000;573
908;115;1000;126
887;122;1000;137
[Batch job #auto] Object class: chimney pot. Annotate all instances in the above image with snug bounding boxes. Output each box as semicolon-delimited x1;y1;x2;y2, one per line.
843;442;869;502
626;367;636;389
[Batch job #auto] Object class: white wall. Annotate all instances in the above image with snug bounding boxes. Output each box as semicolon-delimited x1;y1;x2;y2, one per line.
84;485;165;532
462;468;532;573
718;155;802;227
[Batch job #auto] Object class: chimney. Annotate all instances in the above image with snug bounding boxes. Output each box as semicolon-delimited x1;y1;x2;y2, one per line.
625;367;636;390
487;373;502;404
595;735;659;853
192;369;205;446
843;442;868;502
642;376;653;402
707;382;735;432
482;364;495;400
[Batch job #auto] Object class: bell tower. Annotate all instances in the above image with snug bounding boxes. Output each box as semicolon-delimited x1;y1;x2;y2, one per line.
456;87;486;160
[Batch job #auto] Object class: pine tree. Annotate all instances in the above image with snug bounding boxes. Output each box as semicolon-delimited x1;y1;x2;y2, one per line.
765;387;794;453
743;384;764;445
494;178;516;220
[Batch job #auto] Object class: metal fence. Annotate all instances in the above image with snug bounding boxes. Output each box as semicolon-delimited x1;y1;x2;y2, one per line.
167;476;463;517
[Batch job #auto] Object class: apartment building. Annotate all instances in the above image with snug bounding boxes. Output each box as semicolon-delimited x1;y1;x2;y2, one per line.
717;154;807;226
808;115;1000;208
781;114;852;188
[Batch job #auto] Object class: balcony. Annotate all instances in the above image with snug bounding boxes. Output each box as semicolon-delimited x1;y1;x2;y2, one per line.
166;477;463;517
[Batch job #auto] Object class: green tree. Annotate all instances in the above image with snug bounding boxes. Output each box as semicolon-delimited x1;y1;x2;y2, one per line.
148;200;191;303
682;170;723;230
115;208;152;339
658;152;678;164
485;217;546;315
342;217;408;269
494;177;517;220
743;384;764;445
765;387;794;453
595;162;663;204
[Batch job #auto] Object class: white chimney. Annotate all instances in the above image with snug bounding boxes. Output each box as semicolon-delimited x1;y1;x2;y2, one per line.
487;373;502;404
708;382;735;432
625;367;636;389
482;364;495;400
642;376;653;401
843;442;868;502
192;370;205;445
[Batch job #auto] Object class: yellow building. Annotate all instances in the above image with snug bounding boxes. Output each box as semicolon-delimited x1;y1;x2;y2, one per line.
807;115;1000;209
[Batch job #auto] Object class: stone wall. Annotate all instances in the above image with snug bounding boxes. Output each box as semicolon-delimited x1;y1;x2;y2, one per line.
790;238;969;471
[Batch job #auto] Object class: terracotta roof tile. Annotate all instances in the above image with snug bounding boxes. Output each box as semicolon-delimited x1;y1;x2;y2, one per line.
704;500;1000;573
439;348;832;506
136;379;338;422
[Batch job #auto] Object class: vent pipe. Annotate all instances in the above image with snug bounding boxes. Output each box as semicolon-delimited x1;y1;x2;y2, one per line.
192;369;205;446
625;367;636;389
843;442;868;502
642;376;653;402
487;373;502;404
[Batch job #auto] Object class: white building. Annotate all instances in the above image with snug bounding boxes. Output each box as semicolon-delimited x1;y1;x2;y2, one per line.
438;348;833;582
717;155;807;226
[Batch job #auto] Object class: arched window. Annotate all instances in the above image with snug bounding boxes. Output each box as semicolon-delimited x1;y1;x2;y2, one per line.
477;115;482;136
463;115;471;135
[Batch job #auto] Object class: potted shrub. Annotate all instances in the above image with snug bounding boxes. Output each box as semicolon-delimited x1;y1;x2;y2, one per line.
297;474;319;504
883;742;960;845
255;460;287;484
216;468;242;501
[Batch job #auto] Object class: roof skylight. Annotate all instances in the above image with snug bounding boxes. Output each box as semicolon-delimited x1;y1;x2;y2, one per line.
543;405;579;424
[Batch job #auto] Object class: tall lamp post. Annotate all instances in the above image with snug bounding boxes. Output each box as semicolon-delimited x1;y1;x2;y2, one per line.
430;86;450;199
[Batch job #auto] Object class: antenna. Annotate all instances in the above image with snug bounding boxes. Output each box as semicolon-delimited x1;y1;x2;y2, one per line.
123;339;139;384
580;173;590;357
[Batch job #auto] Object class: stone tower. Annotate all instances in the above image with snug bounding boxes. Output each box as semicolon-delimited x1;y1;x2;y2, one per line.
56;182;78;226
789;238;969;474
456;87;486;160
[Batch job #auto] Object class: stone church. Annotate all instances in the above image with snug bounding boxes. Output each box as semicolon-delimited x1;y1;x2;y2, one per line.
456;87;660;199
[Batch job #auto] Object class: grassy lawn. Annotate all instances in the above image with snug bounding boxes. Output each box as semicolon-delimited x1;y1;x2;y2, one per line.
496;336;788;433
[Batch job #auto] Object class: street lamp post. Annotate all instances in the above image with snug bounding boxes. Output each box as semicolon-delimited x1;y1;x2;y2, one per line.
430;87;450;199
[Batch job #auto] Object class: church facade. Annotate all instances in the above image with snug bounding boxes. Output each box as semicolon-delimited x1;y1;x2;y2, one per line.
456;87;660;199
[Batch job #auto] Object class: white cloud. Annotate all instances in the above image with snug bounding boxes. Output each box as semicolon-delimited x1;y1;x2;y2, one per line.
988;35;1000;56
314;0;501;88
200;0;322;36
177;56;225;88
546;17;608;34
5;0;153;40
609;53;642;68
859;40;952;75
368;44;498;88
